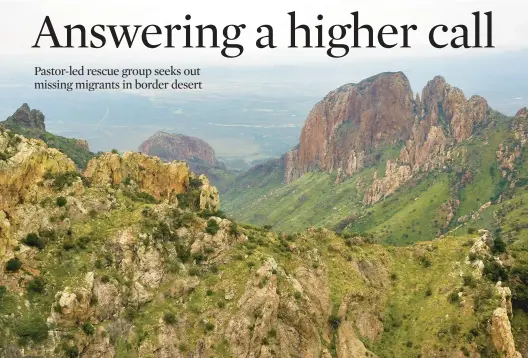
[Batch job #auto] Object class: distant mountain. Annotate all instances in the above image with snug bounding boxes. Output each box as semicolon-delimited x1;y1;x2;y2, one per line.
0;103;94;169
139;131;235;191
223;72;527;244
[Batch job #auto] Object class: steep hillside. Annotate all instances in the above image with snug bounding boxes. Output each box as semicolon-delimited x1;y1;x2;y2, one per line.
0;128;525;357
139;131;236;191
1;104;94;169
222;73;522;244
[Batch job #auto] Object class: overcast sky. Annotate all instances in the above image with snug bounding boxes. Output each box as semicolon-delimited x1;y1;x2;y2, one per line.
0;0;527;68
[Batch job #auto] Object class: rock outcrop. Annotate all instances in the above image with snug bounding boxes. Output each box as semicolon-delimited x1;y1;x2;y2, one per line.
491;308;522;358
1;103;45;131
139;131;222;169
284;72;415;183
0;129;76;214
282;72;490;205
83;152;190;201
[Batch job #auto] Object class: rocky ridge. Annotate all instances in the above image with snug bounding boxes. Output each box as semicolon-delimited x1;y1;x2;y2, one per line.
0;129;523;357
282;72;491;205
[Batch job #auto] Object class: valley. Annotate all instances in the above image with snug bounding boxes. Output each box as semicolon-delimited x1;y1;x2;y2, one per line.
0;70;527;357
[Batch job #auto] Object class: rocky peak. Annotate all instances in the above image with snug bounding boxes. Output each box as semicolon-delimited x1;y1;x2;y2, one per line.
284;72;415;183
139;131;221;168
515;107;527;119
284;72;491;187
2;103;46;131
421;76;489;142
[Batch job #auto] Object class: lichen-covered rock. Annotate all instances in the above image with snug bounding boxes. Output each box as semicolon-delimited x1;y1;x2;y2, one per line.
363;160;412;205
83;152;189;201
491;307;522;358
197;174;220;212
0;129;76;214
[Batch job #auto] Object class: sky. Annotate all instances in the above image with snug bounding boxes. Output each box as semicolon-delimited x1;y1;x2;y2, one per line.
1;0;527;68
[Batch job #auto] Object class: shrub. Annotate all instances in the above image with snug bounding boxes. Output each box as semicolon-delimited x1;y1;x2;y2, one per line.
230;222;239;236
492;237;506;254
111;149;119;154
5;258;22;272
16;316;48;343
328;314;341;330
56;196;67;207
425;287;433;297
163;312;177;325
206;289;213;296
483;260;508;282
294;291;302;299
62;240;76;251
462;274;476;288
27;277;45;294
467;228;476;234
204;322;215;331
448;291;460;304
63;344;79;358
48;171;82;190
0;285;7;300
82;322;95;335
22;233;46;250
206;219;220;235
176;243;191;263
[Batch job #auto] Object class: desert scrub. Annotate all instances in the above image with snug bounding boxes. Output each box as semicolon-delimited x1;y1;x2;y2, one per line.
22;233;46;250
82;322;95;335
206;219;220;235
56;196;67;207
16;316;48;344
5;258;22;272
163;312;177;325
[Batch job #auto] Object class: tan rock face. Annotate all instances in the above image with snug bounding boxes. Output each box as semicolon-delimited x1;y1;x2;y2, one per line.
421;76;489;142
83;152;189;201
197;174;220;212
363;160;413;205
0;129;76;214
491;307;522;358
284;72;415;183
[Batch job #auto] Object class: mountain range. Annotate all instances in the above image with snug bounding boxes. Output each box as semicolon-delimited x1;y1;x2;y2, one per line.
0;71;526;357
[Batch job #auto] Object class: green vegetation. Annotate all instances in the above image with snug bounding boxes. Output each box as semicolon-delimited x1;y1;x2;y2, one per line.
56;196;67;207
22;233;46;250
3;124;94;169
5;258;22;272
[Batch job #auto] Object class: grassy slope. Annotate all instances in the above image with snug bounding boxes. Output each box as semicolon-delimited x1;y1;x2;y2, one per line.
222;114;515;247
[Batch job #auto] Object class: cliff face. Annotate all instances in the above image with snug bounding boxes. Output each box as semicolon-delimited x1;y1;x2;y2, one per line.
283;72;490;205
84;152;190;202
284;72;415;183
0;129;76;214
139;132;222;169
